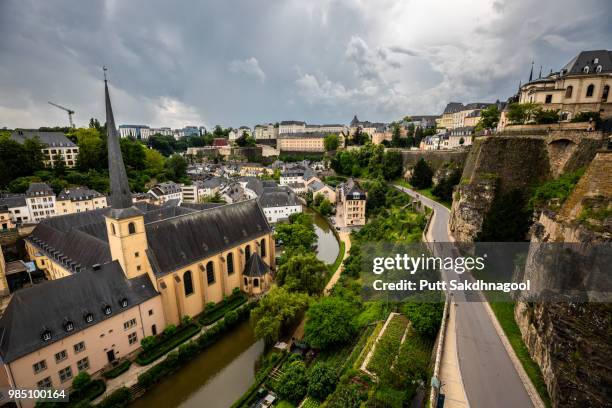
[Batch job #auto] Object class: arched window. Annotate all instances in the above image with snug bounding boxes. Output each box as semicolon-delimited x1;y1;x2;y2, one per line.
111;224;116;235
583;66;590;74
128;222;136;234
260;239;266;257
586;84;595;97
565;86;573;98
244;277;248;286
206;261;215;284
183;271;194;296
245;245;251;262
596;65;602;73
603;85;609;102
227;253;234;275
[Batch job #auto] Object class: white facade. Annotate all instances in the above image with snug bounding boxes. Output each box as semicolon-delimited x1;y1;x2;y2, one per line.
278;121;306;134
26;195;56;222
254;124;279;140
262;204;302;223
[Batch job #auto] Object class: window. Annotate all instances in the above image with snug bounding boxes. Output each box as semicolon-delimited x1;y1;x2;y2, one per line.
77;357;89;372
74;341;85;353
120;298;128;308
245;245;251;262
148;309;154;316
64;320;74;332
58;366;72;383
55;350;67;363
135;252;139;258
583;66;589;74
603;85;609;102
111;224;116;236
565;86;573;98
184;270;194;295
254;278;259;287
151;324;157;335
84;313;94;323
206;262;215;284
260;239;266;257
124;318;137;330
41;330;52;341
103;305;112;315
33;360;47;374
227;253;234;275
128;222;136;234
137;265;141;271
596;65;602;73
586;84;595;97
244;277;248;286
37;377;52;389
128;332;138;345
545;94;552;103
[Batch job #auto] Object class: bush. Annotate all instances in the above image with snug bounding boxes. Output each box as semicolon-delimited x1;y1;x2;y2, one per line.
71;372;91;393
409;158;433;189
276;360;308;404
401;302;444;340
140;336;156;352
102;360;132;379
307;362;338;400
163;324;177;337
304;297;357;350
135;323;200;365
225;309;239;325
97;387;132;408
199;292;247;326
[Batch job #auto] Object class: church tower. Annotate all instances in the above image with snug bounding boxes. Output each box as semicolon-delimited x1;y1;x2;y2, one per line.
103;70;150;280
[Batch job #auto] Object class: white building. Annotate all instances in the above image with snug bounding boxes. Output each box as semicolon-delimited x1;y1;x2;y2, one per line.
181;178;225;203
10;131;79;168
148;182;183;205
0;195;31;224
278;121;306;134
141;127;173;139
258;187;302;223
254;124;279;140
118;125;149;140
25;183;56;222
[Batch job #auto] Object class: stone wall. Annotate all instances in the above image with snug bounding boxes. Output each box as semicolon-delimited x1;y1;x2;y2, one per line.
396;149;468;172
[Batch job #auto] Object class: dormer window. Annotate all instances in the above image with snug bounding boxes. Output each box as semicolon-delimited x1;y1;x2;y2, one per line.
583;66;590;74
103;305;112;315
64;320;74;332
84;313;94;324
596;65;602;73
120;298;128;308
41;329;52;342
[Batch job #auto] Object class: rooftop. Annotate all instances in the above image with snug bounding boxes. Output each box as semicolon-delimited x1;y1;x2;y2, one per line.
10;131;77;148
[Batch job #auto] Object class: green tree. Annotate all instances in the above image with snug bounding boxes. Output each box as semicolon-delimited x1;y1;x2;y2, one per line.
250;287;309;343
409;158;433;189
22;136;46;173
235;133;256;147
199;192;226;203
533;108;559;124
304;297;357;349
401;302;444;339
274;222;317;251
276;360;308;404
165;154;188;180
120;137;146;170
382;150;403;180
391;123;401;147
144;148;165;176
53;155;67;177
318;198;333;216
476;189;531;241
475;104;500;130
71;371;91;393
277;252;328;295
324;134;340;151
431;167;461;202
74;128;105;171
506;102;538;124
307;362;338;400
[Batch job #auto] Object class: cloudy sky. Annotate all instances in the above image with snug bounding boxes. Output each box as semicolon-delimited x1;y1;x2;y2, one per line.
1;0;610;129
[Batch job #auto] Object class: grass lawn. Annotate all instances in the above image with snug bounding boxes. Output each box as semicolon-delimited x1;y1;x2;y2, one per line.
275;401;295;408
301;396;321;408
393;180;452;209
489;302;552;408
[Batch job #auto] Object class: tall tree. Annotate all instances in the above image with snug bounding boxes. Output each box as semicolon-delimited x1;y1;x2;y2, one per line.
324;133;340;151
304;297;357;349
277;252;328;295
250;287;309;343
475;105;501;130
409;158;433;189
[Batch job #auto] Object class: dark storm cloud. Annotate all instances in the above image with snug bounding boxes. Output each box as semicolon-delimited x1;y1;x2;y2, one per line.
0;0;610;128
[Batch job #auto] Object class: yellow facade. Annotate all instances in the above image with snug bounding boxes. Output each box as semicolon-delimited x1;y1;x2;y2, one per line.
56;196;107;215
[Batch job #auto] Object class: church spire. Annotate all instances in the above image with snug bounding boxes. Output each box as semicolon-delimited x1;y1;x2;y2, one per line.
104;68;134;210
528;60;534;82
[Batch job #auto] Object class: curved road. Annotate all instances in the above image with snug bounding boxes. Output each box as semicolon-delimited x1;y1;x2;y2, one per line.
395;186;534;408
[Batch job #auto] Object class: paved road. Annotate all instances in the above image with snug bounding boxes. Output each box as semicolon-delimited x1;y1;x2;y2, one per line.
395;186;534;408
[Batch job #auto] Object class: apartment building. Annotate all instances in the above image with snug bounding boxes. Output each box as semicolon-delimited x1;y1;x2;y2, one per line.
26;183;56;222
277;133;331;152
10;131;79;168
147;182;183;205
0;195;31;224
336;178;366;227
55;187;107;215
258;186;302;223
0;206;15;231
118;125;149;140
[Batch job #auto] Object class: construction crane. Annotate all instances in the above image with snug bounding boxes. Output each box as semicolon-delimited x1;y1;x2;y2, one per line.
48;101;75;128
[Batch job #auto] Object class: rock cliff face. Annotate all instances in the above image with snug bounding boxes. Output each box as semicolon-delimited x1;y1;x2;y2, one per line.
515;151;612;408
449;130;604;242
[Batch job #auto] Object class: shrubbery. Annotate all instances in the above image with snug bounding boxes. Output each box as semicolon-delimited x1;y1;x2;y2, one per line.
135;322;201;365
97;387;132;408
102;360;132;379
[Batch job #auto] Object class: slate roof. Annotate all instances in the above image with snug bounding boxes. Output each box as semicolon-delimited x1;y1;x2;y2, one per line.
0;194;27;208
258;188;300;208
277;132;330;139
340;179;366;200
443;102;464;114
146;200;270;276
562;50;612;75
308;180;330;193
0;261;158;363
243;253;270;277
10;131;76;148
26;183;54;197
280;120;306;125
150;182;182;196
57;187;104;202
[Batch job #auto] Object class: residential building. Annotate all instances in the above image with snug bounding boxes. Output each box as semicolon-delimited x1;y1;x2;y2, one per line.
0;78;276;404
239;163;272;177
280;165;313;185
26;183;56;222
278;120;306;134
258;186;302;223
277;133;331;152
181;178;225;203
141;127;173;139
515;50;612;121
147;182;183;205
0;206;15;230
336;179;366;227
287;183;307;195
254;123;279;140
0;195;31;224
308;180;337;203
118;125;149;140
56;187;107;215
10;131;79;168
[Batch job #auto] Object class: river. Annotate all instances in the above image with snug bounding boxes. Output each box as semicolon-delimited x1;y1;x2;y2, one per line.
130;321;263;408
130;208;339;408
304;207;340;265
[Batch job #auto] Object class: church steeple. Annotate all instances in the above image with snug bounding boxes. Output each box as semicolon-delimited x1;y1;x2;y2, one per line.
528;60;534;82
104;68;134;211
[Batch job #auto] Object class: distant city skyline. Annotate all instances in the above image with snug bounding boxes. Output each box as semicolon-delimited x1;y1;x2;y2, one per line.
1;0;611;129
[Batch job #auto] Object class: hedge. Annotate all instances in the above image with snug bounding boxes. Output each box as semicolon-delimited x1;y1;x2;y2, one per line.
102;360;132;379
199;293;248;326
135;323;201;366
96;386;132;408
137;304;252;391
35;379;106;408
